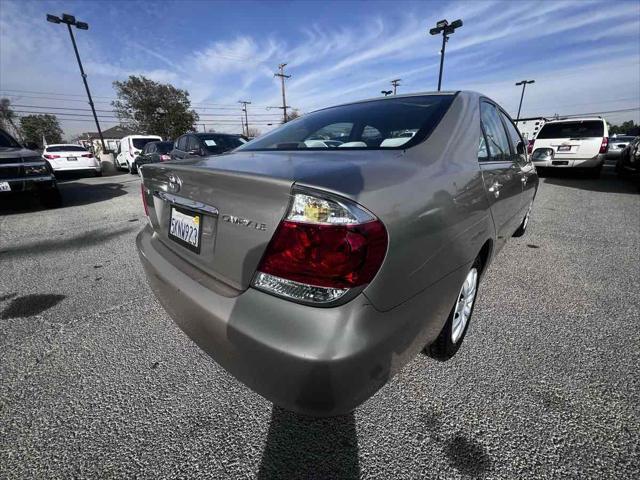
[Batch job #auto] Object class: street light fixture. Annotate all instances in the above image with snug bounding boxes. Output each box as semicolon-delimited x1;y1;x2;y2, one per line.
46;13;106;152
429;18;463;91
515;80;535;122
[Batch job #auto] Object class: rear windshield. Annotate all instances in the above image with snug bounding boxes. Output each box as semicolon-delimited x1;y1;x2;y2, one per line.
237;95;455;151
201;135;246;153
46;145;88;152
132;138;160;149
155;142;174;153
0;129;21;148
537;121;604;139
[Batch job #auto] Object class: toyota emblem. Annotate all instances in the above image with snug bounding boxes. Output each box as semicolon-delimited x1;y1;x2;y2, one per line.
167;173;182;193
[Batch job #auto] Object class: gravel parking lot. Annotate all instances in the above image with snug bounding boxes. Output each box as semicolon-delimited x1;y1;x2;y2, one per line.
1;167;638;479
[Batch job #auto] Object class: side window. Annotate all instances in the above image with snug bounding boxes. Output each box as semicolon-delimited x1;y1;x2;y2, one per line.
176;136;186;151
478;130;489;161
480;102;511;162
186;136;199;152
500;111;527;164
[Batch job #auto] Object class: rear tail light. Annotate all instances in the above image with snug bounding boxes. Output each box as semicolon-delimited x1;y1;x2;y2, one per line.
44;154;60;159
599;137;608;154
81;153;93;158
527;140;534;154
253;189;388;304
160;154;171;161
141;184;149;216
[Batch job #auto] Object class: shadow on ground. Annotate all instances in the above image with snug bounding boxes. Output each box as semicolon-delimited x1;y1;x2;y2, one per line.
0;173;133;215
0;294;66;319
540;167;639;194
257;406;360;479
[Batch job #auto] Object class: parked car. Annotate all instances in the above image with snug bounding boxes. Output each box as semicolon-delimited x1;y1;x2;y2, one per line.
43;144;101;176
132;141;174;175
0;128;61;208
616;136;640;177
530;117;609;177
170;133;247;160
607;135;636;161
136;91;538;416
115;135;162;173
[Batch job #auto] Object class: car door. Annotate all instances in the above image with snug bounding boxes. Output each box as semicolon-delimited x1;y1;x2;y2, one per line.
185;135;201;158
172;136;186;160
478;100;524;251
499;109;537;210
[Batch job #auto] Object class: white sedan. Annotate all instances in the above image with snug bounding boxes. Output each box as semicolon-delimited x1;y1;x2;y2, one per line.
43;144;101;176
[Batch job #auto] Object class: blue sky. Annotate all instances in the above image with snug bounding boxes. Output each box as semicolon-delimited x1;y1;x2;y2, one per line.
1;0;639;138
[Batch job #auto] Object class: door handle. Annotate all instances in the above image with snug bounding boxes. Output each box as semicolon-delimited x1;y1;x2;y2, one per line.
488;182;502;198
521;175;528;185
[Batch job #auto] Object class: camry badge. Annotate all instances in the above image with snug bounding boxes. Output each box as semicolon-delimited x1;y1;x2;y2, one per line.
222;214;266;231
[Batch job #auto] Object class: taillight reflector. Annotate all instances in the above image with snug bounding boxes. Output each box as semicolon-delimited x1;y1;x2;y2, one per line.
599;137;608;154
141;184;149;216
44;154;60;159
527;140;534;154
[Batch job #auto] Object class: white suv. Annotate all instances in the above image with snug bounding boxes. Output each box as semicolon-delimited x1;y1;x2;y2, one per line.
530;117;608;177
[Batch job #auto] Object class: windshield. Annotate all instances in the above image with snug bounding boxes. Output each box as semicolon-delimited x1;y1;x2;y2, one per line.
237;95;454;151
612;136;635;142
201;135;246;153
537;121;604;139
132;138;160;149
0;129;22;148
46;145;88;152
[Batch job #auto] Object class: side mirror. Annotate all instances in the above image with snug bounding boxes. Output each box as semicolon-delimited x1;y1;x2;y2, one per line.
516;140;526;155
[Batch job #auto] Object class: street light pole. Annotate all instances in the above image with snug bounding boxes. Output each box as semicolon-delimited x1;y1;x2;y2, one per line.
429;19;463;92
47;13;106;153
390;79;401;95
515;80;535;122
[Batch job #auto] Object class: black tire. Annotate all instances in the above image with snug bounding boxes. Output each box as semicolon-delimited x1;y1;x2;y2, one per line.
94;170;102;177
40;187;62;208
426;256;482;361
129;162;137;175
587;165;602;179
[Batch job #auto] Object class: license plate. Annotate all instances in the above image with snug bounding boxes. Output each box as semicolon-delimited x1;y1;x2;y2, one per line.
67;156;77;161
0;181;10;192
168;206;202;253
557;145;571;152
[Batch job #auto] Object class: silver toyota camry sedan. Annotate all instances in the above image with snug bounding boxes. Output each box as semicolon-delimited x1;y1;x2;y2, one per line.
137;91;538;416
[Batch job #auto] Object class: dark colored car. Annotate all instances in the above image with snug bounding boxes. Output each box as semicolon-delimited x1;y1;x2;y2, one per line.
607;135;636;161
132;141;174;174
616;136;640;177
137;91;538;416
170;133;247;160
0;128;61;208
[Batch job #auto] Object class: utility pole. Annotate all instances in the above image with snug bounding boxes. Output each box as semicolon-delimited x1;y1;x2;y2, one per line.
238;100;251;136
390;79;401;95
47;13;106;152
274;63;291;123
515;80;535;122
429;18;463;91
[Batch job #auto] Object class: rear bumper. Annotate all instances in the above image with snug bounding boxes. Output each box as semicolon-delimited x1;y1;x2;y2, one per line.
533;153;605;169
136;224;462;416
0;174;57;193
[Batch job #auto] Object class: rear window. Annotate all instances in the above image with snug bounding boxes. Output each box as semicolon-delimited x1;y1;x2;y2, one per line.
537;121;604;139
132;138;160;149
46;145;88;152
155;142;174;153
237;95;455;151
201;135;246;153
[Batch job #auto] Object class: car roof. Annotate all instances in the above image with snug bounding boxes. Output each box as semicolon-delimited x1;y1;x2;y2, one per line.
544;117;605;124
193;132;241;137
313;90;462;113
45;144;87;148
123;135;162;139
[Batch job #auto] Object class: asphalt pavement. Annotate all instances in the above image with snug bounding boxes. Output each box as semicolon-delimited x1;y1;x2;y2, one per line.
1;167;638;479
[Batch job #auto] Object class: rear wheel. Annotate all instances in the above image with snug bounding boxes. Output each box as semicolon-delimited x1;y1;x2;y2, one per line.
427;257;481;361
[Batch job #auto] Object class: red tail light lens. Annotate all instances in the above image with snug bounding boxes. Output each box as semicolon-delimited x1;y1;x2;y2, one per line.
527;140;534;154
253;189;388;303
160;154;170;161
44;154;60;159
141;184;149;216
599;137;609;154
81;153;93;158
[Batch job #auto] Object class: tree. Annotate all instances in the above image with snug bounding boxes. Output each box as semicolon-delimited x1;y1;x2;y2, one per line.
112;75;199;140
285;109;301;122
0;98;21;138
19;114;63;148
246;127;261;138
608;120;639;136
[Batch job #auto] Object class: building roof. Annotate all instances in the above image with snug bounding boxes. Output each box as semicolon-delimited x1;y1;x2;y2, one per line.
78;125;137;140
